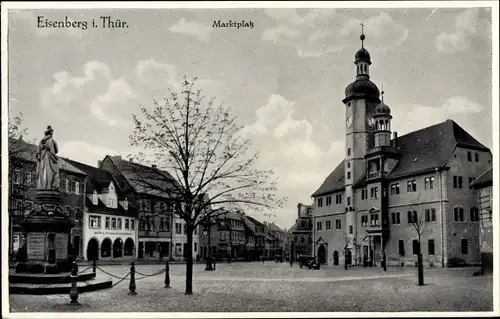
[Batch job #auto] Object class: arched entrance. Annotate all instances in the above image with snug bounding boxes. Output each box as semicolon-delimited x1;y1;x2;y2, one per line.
317;245;326;264
101;238;112;258
333;250;339;265
87;238;99;261
113;238;123;258
124;238;135;256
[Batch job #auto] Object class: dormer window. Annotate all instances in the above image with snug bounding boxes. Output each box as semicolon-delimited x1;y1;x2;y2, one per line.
123;198;129;210
92;191;98;205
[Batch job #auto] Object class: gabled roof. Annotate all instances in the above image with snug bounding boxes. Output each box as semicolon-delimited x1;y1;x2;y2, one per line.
470;167;493;189
105;156;181;198
85;196;137;218
311;160;345;197
312;120;490;197
64;158;116;193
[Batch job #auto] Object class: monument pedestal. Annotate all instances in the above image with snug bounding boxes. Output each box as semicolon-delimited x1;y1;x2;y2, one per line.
15;190;75;274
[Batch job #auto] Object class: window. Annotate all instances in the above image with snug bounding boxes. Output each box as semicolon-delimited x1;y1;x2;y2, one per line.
300;236;305;244
326;196;332;206
307;235;313;244
125;219;130;230
75;181;80;194
453;176;463;189
407;180;417;192
475;152;479;162
65;179;70;192
335;219;342;230
468;177;476;189
454;206;464;222
347;171;351;179
131;219;135;230
412;239;420;255
428;239;435;255
194;243;198;253
361;215;368;227
26;172;32;186
92;192;98;205
390;183;400;195
317;198;323;207
391;212;401;224
105;217;110;229
407;211;417;223
424;177;435;190
349;225;353;234
347;148;351;156
361;189;368;200
175;243;182;257
470;207;479;222
111;218;117;230
461;238;468;254
370;214;379;227
13;169;21;184
467;151;472;161
370;187;378;199
184;223;187;234
220;232;226;241
326;221;331;230
425;208;436;222
335;194;342;204
159;217;165;230
89;216;100;229
317;221;322;231
398;240;405;256
117;218;122;230
347;197;351;206
347;162;351;168
175;223;182;234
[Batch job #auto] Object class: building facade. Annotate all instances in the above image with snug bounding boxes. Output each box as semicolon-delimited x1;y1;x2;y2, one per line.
65;159;139;261
311;31;491;268
292;203;314;259
100;155;199;261
471;167;493;271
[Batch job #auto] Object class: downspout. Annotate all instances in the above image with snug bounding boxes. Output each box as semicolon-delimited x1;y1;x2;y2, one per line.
437;167;444;267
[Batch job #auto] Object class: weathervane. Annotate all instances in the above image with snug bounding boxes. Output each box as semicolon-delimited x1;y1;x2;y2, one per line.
360;21;366;47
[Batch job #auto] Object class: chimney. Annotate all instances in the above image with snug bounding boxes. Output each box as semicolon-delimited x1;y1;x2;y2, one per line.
152;164;157;170
129;158;134;163
392;132;398;146
97;160;102;168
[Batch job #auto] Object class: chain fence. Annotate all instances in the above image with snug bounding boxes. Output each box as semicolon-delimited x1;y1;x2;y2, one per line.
135;268;166;280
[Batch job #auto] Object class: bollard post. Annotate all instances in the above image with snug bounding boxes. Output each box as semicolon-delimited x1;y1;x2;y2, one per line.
164;261;171;288
69;261;79;305
128;261;137;295
92;256;97;274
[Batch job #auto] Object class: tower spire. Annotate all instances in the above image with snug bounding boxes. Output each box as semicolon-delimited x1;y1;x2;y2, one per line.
381;84;384;102
360;21;365;48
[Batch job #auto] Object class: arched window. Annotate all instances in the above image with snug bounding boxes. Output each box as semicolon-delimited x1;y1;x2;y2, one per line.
101;238;112;258
469;207;479;222
453;206;464;222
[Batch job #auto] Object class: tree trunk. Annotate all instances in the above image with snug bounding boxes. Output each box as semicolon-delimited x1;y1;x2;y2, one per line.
185;222;194;295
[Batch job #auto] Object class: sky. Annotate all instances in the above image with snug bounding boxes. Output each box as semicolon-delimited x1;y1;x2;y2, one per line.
7;5;494;229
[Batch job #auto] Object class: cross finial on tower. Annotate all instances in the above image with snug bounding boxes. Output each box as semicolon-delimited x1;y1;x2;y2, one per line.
381;84;385;102
360;21;366;47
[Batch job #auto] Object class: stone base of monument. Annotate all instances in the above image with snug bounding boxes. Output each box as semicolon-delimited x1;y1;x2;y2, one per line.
9;273;113;295
15;259;74;274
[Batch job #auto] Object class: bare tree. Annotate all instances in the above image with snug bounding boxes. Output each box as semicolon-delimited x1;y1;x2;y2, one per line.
408;197;431;286
129;77;285;294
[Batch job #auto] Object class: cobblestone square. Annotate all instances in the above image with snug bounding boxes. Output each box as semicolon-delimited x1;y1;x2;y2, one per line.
9;262;493;313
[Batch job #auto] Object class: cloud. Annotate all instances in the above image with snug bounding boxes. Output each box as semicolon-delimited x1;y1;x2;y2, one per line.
391;96;485;136
241;94;344;227
263;9;408;58
434;8;480;54
59;141;123;166
168;18;213;42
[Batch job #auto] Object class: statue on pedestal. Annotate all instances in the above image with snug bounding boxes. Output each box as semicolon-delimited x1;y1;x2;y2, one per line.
36;126;60;190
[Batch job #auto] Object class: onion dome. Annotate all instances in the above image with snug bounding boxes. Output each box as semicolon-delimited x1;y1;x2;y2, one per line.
345;78;380;100
355;47;371;64
375;89;391;115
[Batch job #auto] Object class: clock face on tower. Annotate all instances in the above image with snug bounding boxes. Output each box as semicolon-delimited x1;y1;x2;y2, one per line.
367;117;376;128
346;116;353;128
